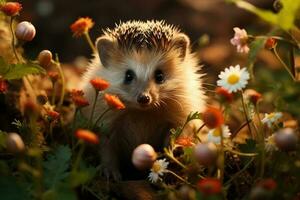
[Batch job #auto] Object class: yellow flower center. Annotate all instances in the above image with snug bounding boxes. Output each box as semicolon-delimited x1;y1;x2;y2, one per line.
227;74;240;85
212;127;222;137
152;163;161;173
267;113;275;119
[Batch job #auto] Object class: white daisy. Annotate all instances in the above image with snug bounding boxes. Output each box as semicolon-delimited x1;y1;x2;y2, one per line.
207;125;231;145
261;112;282;128
230;27;250;53
148;159;169;183
265;134;278;152
217;65;250;93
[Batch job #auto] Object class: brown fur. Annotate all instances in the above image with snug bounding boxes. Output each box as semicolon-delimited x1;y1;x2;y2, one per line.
80;20;206;180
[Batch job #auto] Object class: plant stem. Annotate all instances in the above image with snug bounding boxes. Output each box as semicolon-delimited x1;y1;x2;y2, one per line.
72;142;85;172
54;56;66;108
167;170;191;185
84;32;96;53
272;47;296;81
51;81;57;105
88;90;99;128
254;104;265;178
164;148;187;169
240;91;253;137
9;17;20;63
224;158;254;187
93;107;111;129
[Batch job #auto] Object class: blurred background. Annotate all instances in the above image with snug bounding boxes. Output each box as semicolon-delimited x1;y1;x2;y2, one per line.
20;0;275;67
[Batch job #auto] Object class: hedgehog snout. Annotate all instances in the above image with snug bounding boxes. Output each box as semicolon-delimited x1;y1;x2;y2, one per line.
137;93;151;105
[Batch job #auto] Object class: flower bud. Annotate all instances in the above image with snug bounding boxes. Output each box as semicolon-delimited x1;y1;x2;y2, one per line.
6;133;25;154
274;128;298;151
132;144;157;170
15;21;36;42
38;50;52;68
244;89;262;104
194;143;218;166
0;2;22;16
264;38;277;50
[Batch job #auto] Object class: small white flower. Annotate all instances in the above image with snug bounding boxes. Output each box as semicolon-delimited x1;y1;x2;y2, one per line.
207;125;231;145
265;134;278;152
261;112;282;128
148;159;169;183
217;65;250;93
230;27;250;53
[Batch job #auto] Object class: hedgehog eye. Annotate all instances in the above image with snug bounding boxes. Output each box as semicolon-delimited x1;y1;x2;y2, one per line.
154;69;165;84
124;69;135;84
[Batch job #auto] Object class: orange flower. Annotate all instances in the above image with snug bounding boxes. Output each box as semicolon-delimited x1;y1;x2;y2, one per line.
202;106;224;129
75;129;99;144
70;17;94;37
244;89;262;104
70;89;89;107
215;87;233;103
0;2;22;16
198;178;222;195
48;71;59;82
257;178;277;191
175;137;194;147
104;94;125;110
90;78;110;91
264;37;277;50
0;79;8;93
46;110;60;122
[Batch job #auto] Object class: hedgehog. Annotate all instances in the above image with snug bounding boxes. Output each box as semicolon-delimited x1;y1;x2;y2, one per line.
80;20;206;180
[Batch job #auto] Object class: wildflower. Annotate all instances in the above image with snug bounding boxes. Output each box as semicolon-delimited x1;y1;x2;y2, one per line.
0;79;8;93
244;89;262;104
274;128;298;151
194;143;218;166
90;78;109;91
0;2;22;16
132;144;157;170
264;37;277;50
46;110;60;123
265;134;278;152
261;112;282;128
230;27;250;53
215;87;233;103
217;65;250;93
148;159;169;183
104;94;125;110
38;50;52;68
48;71;59;82
75;129;99;144
175;136;194;147
70;17;94;37
257;178;277;191
207;125;231;145
198;178;222;195
15;21;36;41
202;106;224;129
6;132;25;154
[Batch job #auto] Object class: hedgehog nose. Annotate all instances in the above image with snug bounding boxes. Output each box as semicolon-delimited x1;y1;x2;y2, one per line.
137;93;151;105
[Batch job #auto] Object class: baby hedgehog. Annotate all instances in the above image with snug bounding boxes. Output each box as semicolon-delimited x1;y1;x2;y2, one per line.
80;20;206;180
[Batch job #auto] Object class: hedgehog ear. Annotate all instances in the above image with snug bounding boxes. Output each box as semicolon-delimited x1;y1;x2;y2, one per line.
171;33;190;61
95;36;115;67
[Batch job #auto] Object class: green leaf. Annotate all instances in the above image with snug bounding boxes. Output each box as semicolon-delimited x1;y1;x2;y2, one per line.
43;145;72;189
42;185;77;200
69;166;96;188
229;0;300;30
3;62;46;80
0;130;7;150
0;176;31;200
